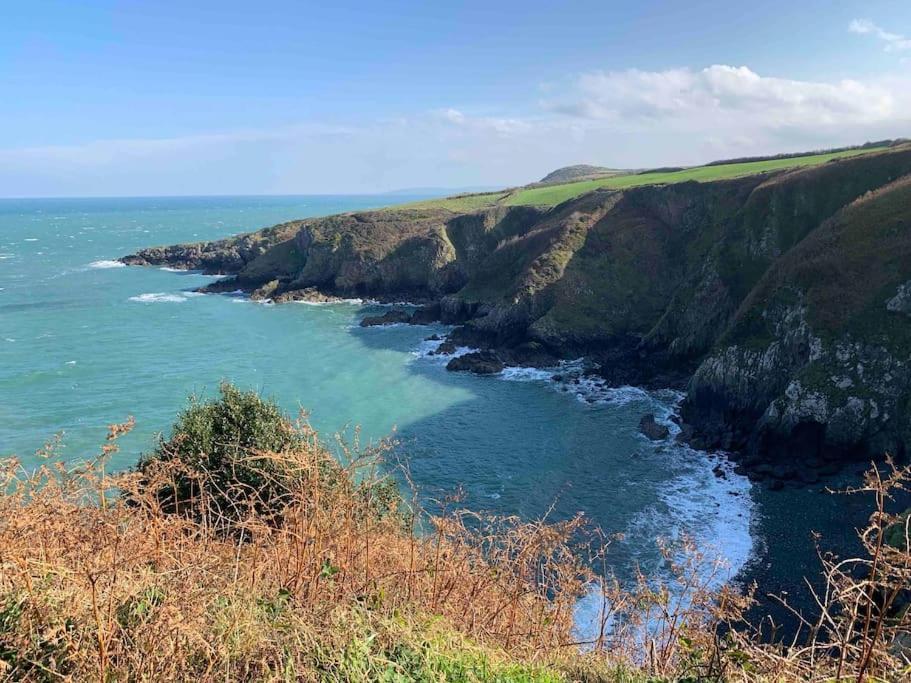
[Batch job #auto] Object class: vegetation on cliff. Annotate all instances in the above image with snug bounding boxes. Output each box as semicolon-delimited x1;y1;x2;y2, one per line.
1;388;910;680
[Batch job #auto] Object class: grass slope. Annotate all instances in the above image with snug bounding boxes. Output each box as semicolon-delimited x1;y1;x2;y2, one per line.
503;146;891;207
395;146;893;213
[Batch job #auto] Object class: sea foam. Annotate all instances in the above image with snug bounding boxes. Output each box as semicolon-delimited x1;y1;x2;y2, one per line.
128;292;187;303
89;260;126;269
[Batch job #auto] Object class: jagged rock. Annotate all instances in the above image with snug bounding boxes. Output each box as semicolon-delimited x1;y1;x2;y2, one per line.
446;351;505;375
272;287;344;304
436;341;458;355
886;280;911;315
359;309;411;327
250;279;280;300
639;414;670;441
675;423;695;444
503;341;559;368
410;303;442;324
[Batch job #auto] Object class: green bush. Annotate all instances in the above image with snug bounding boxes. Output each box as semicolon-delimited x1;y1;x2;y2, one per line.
137;382;339;528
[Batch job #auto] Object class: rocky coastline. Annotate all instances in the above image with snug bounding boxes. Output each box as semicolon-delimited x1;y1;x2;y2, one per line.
121;146;911;490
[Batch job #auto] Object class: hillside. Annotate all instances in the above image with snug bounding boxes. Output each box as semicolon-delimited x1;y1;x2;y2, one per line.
537;164;623;185
121;143;911;483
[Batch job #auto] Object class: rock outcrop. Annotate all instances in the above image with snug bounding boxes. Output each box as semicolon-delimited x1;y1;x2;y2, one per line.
122;146;911;478
639;414;670;441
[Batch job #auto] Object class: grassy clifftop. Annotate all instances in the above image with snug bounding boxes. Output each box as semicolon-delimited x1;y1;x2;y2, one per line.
397;144;894;212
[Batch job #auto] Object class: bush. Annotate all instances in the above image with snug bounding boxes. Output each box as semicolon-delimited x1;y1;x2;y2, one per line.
137;382;341;529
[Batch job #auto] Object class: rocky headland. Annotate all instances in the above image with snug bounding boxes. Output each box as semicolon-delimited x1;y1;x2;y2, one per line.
122;146;911;487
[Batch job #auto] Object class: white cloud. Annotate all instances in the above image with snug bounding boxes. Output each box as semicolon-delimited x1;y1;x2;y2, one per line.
849;18;911;52
547;65;902;128
433;108;533;136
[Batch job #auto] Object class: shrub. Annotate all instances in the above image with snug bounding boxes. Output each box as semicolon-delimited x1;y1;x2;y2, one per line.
137;381;343;530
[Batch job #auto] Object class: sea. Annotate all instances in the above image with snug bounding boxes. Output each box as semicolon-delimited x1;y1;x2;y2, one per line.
0;194;756;632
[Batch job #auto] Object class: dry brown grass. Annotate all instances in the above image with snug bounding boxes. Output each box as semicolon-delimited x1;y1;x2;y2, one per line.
0;414;909;681
0;418;593;681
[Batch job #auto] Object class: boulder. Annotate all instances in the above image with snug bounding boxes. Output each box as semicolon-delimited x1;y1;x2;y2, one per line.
250;279;280;300
359;309;411;327
436;340;458;355
639;413;670;441
446;351;505;375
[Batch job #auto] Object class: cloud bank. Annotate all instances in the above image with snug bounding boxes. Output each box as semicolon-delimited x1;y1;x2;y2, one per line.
1;64;909;196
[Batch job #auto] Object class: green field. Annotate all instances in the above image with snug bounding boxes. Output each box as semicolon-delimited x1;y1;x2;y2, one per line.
401;190;511;212
400;146;892;212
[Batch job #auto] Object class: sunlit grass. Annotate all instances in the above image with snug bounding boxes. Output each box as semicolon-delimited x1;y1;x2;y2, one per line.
395;146;892;212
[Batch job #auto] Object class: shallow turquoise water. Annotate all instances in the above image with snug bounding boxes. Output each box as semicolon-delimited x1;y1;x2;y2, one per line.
0;195;754;613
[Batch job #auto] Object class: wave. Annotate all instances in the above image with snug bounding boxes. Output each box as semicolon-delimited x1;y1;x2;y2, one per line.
498;366;555;382
295;298;364;306
411;337;476;363
410;335;755;640
128;292;187;303
574;396;754;642
89;260;126;269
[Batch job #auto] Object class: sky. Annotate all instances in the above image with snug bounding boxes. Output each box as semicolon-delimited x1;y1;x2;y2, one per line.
1;0;910;197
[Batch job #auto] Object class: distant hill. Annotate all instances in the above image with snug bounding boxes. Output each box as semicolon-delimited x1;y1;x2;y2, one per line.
537;164;623;185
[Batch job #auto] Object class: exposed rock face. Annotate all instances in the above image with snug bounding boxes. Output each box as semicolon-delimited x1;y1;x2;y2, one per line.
122;146;911;475
120;222;299;274
682;175;911;473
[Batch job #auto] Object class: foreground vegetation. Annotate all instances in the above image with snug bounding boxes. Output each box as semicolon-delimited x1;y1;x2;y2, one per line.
1;385;909;681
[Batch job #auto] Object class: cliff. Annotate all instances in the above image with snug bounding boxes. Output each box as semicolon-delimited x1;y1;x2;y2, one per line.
122;146;911;480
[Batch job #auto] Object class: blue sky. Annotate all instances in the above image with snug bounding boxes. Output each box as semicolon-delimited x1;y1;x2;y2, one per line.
2;0;910;196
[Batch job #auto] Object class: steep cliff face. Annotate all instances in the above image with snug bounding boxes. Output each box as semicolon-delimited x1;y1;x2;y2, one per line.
122;146;911;473
682;176;911;470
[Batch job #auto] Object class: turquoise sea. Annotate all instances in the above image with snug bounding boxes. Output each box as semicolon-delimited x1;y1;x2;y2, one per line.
0;195;755;625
